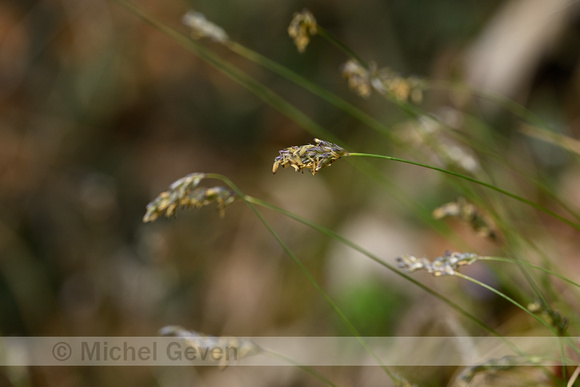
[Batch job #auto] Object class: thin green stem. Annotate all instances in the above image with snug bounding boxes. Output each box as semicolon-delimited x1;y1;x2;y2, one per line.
454;273;556;333
454;272;580;359
348;152;580;232
427;80;564;138
316;26;368;68
479;256;580;291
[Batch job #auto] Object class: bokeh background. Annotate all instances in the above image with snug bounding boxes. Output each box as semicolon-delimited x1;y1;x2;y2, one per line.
1;0;580;385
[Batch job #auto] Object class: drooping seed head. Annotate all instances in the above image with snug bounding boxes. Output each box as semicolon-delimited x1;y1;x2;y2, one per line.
342;59;425;102
288;9;317;53
432;197;496;240
397;251;479;277
143;173;237;222
272;138;349;175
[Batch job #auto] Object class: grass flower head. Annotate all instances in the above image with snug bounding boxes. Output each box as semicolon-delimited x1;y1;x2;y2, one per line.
272;138;349;175
370;68;425;103
143;173;237;222
342;59;425;102
341;59;372;98
288;9;317;53
397;251;479;277
182;10;229;43
527;301;568;335
433;197;496;239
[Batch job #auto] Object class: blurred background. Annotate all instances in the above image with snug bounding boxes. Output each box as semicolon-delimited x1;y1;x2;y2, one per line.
1;0;579;385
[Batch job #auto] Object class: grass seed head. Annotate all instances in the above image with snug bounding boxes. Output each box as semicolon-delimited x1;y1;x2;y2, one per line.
397;251;479;277
288;9;318;53
143;173;236;222
433;197;497;240
342;60;372;98
527;301;569;335
342;59;425;102
273;138;349;175
182;11;229;43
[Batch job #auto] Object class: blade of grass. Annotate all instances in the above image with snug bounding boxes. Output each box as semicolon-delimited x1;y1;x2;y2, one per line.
316;26;368;68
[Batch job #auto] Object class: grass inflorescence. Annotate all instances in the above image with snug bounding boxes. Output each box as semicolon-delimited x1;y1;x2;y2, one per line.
143;173;237;221
272;138;349;175
396;251;479;277
287;9;318;53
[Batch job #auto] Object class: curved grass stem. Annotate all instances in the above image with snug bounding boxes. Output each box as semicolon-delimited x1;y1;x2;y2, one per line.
453;273;555;333
454;272;580;358
479;256;580;291
316;26;369;68
348;153;580;232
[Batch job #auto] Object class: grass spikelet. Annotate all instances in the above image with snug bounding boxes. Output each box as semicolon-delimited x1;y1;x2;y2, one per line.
143;173;237;222
528;301;569;335
182;10;229;43
341;59;425;102
370;68;425;103
288;9;318;53
272;138;349;175
433;197;497;240
397;115;481;173
397;251;479;276
341;59;372;98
